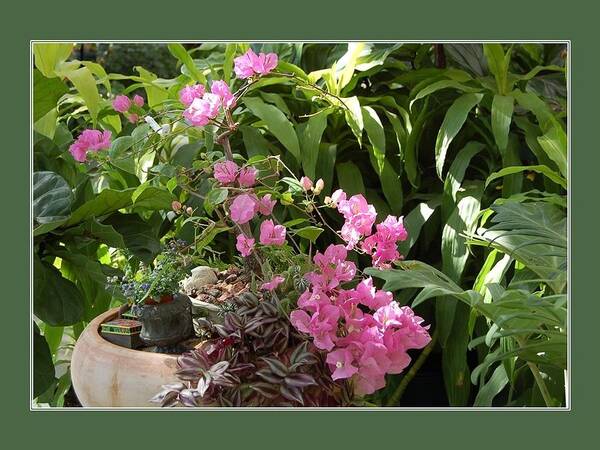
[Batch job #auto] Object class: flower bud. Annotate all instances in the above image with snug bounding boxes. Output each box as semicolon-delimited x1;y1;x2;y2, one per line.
306;203;314;213
300;176;313;192
314;178;324;195
186;206;193;215
172;200;182;212
324;196;334;207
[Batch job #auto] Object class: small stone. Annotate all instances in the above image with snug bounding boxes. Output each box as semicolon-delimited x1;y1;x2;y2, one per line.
182;266;218;295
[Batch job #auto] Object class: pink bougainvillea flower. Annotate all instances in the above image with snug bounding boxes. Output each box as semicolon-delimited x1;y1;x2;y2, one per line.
350;277;393;310
314;178;324;195
257;194;276;216
229;194;258;224
233;49;256;79
133;94;145;107
235;234;255;257
290;305;340;351
234;48;278;79
248;49;278;75
210;80;236;109
112;95;131;113
237;166;258;187
326;348;359;380
68;129;112;162
336;194;377;248
259;219;286;246
183;93;221;127
306;244;356;290
127;114;139;124
179;84;206;107
361;215;408;268
214;160;240;184
300;176;313;191
261;275;285;291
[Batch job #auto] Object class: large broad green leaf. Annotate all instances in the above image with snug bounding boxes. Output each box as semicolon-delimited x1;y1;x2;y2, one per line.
33;171;72;231
104;213;162;264
491;95;514;153
299;109;331;180
136;66;169;108
34;324;56;398
537;127;568;179
109;136;136;174
473;364;509;406
337;43;367;91
474;201;567;294
33;69;68;122
34;257;84;326
241;125;273;157
62;219;125;248
435;93;483;179
33;43;73;78
244;97;301;162
168;43;206;84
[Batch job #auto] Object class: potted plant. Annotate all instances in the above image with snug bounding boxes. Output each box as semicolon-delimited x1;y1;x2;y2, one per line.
112;241;194;351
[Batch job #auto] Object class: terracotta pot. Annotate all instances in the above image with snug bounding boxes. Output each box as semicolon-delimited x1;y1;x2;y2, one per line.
71;307;180;407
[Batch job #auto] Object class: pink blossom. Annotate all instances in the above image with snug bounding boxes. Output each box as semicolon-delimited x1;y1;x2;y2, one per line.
300;176;313;191
361;215;408;268
306;244;356;290
337;194;377;249
290;304;340;351
214;161;240;184
350;277;393;310
179;84;206;107
238;166;258;187
330;189;347;207
69;129;112;162
326;348;358;380
233;48;278;79
127;114;139;124
210;80;236;109
259;219;286;246
261;275;285;291
133;95;145;107
235;234;255;257
112;95;131;113
183;93;221;127
257;194;276;216
230;194;258;224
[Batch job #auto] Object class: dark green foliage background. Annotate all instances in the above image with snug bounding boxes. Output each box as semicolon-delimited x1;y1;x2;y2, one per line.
4;0;596;448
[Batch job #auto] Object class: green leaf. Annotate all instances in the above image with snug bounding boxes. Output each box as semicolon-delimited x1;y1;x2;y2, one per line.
342;96;364;146
336;161;365;195
397;197;441;256
491;95;514;153
442;142;485;219
337;43;367;91
537;127;568;179
65;188;135;226
33;43;73;78
33;171;72;225
109;136;136;174
33;69;68;122
483;44;512;94
410;79;481;110
59;66;102;121
34;324;56;398
204;187;229;214
34;257;84;326
136;66;169;108
244;97;301;162
435;93;484;179
295;226;324;243
299;109;331;180
486;165;566;189
442;303;472;406
168;43;207;84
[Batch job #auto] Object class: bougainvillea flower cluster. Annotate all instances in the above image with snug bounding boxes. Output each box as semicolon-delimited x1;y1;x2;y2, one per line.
290;242;431;395
233;48;278;79
112;94;144;123
68;129;112;162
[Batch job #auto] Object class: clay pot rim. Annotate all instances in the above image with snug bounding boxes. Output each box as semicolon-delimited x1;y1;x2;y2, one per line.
91;307;179;361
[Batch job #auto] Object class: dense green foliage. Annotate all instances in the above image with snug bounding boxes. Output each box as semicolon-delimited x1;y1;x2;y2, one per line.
33;42;567;407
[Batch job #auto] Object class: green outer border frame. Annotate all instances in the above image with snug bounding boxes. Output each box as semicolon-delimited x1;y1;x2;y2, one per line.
6;0;594;447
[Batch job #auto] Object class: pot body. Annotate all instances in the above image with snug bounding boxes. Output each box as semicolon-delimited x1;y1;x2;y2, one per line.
71;308;180;407
134;294;193;347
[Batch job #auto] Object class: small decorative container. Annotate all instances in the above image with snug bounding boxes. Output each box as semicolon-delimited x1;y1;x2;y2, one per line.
100;318;143;349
